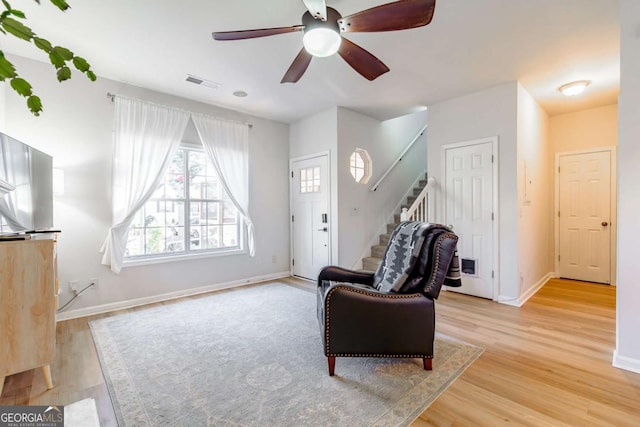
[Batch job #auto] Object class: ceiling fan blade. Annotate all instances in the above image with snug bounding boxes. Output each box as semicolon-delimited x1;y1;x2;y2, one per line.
281;48;313;83
213;25;304;41
338;38;390;81
338;0;436;33
302;0;327;21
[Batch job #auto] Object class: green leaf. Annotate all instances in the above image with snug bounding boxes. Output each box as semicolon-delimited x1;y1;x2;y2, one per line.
56;65;71;81
27;95;43;116
9;9;26;19
86;70;96;81
1;17;34;41
49;0;70;11
10;77;32;96
0;54;17;79
33;37;52;52
48;50;64;68
72;56;89;72
52;45;73;60
1;0;11;10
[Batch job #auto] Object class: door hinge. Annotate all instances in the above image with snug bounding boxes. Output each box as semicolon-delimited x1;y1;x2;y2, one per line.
292;215;294;222
558;166;560;173
491;155;494;163
491;270;494;278
491;212;494;221
558;211;560;218
291;171;294;178
292;259;295;266
558;255;560;262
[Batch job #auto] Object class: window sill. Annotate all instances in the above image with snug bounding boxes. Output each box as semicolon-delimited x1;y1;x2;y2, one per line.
123;248;246;268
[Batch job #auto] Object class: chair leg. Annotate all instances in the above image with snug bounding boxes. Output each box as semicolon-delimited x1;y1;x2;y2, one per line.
328;356;336;376
423;357;432;371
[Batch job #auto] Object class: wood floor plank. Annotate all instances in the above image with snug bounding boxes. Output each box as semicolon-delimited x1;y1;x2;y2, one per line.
1;277;638;427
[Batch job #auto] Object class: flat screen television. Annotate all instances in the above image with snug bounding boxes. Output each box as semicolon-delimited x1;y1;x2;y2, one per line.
0;132;53;233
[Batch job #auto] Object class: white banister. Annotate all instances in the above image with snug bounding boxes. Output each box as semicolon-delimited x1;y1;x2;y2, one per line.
370;124;427;192
401;176;435;222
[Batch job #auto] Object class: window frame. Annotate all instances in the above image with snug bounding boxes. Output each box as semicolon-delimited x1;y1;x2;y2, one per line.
123;143;245;266
349;148;372;184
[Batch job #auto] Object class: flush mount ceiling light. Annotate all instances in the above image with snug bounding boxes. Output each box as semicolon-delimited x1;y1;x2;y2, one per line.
558;80;591;97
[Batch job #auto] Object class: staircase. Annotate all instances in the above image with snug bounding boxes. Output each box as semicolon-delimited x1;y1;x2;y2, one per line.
362;173;430;271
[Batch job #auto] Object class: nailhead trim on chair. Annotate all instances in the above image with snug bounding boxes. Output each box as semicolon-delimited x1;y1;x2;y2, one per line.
423;232;457;297
324;285;427;357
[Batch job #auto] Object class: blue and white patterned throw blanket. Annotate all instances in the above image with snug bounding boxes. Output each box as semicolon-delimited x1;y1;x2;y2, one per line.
373;222;461;293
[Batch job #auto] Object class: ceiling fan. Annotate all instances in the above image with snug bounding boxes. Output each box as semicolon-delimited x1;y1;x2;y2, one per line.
212;0;436;83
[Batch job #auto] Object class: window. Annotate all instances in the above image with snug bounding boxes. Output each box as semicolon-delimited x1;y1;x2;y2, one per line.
125;146;242;259
300;166;320;193
349;148;372;184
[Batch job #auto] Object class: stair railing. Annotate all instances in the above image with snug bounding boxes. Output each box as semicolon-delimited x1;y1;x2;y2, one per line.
370;124;428;192
401;176;435;222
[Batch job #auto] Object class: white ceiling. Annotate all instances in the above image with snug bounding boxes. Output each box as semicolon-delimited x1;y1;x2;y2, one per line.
1;0;620;123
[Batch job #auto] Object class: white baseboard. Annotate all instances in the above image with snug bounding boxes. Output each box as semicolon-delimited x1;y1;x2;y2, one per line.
56;271;291;322
497;272;553;307
613;350;640;374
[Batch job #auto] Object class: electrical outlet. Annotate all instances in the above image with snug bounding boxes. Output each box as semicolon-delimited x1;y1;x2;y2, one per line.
69;280;80;294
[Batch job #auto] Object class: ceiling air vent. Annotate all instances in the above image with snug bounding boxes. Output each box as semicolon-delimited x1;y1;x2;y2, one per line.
185;75;221;89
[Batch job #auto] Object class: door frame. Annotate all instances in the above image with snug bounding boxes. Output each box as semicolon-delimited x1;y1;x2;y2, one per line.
441;136;500;300
289;151;332;278
554;146;617;285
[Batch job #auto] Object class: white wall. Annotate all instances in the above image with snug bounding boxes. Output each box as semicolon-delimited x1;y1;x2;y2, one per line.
0;82;5;129
427;82;519;301
3;54;290;313
289;107;428;269
615;0;640;373
550;104;618;154
516;83;553;299
289;107;339;263
337;108;427;267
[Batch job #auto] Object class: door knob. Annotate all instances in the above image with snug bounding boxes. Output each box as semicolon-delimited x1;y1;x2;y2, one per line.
601;221;608;227
317;227;328;232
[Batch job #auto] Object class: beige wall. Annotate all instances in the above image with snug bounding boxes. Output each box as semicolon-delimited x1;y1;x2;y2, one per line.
550;104;618;153
516;84;553;300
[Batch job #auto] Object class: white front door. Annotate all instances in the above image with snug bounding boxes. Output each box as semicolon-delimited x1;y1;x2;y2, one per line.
558;151;611;284
443;140;495;299
291;155;330;280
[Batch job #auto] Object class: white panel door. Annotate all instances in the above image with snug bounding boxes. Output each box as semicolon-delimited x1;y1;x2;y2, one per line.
291;155;330;280
444;141;494;299
559;151;611;283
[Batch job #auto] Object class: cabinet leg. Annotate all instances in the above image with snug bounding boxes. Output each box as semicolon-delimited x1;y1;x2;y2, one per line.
42;365;53;390
0;376;4;396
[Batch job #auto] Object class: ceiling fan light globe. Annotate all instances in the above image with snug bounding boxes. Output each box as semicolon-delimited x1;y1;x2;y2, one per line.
303;28;341;57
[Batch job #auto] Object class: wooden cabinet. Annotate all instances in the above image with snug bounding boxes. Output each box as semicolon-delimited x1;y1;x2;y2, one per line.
0;238;57;395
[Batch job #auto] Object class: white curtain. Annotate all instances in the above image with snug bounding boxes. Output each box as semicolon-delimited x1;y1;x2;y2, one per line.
192;113;255;256
101;97;190;273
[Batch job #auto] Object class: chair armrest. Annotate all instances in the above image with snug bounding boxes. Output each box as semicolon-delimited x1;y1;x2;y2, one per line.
317;266;374;287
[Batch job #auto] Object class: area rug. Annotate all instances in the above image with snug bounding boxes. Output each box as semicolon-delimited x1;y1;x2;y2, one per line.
89;283;482;426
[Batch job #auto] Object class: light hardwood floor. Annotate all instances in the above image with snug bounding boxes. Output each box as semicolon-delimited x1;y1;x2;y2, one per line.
1;277;638;426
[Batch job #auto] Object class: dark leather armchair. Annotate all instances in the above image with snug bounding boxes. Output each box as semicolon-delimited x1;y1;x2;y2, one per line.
317;222;460;376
